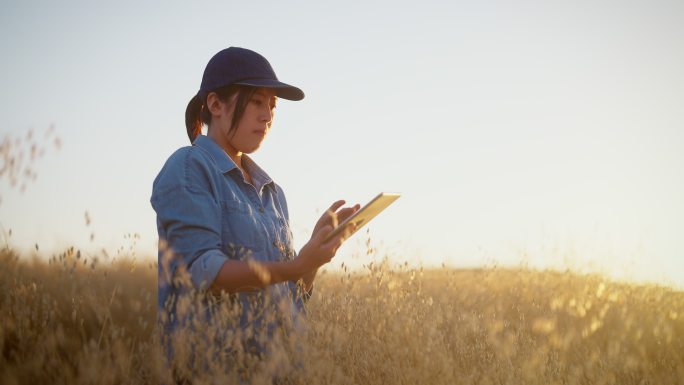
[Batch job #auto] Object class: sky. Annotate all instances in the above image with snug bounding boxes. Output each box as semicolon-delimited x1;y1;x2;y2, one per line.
1;0;683;288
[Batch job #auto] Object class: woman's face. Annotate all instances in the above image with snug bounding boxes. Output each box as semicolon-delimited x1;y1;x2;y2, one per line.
210;87;277;155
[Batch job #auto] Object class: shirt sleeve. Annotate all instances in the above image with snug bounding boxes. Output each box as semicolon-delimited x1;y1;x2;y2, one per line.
151;150;228;291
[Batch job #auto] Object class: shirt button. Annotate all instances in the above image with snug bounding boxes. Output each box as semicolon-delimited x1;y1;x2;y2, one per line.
258;207;265;213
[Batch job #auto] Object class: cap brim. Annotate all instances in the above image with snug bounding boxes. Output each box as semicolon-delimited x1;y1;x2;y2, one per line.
234;79;305;101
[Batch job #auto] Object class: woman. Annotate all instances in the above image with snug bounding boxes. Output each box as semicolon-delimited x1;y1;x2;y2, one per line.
151;47;359;380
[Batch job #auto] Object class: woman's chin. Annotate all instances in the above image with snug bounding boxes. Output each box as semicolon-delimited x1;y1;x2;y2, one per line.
241;143;262;154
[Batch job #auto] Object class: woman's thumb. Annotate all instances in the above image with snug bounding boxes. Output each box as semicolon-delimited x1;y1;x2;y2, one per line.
315;225;333;242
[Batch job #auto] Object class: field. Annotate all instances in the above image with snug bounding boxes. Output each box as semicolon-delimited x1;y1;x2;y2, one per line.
1;247;683;385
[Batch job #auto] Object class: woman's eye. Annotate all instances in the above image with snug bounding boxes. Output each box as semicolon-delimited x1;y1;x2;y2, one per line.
251;96;276;109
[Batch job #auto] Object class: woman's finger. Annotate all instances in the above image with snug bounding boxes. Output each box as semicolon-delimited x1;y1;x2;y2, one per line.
328;200;345;213
314;225;333;244
322;208;339;228
337;205;360;222
319;200;345;223
321;223;356;250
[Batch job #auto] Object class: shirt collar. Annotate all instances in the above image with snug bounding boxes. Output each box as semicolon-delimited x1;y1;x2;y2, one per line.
193;135;235;173
242;154;275;192
193;135;277;193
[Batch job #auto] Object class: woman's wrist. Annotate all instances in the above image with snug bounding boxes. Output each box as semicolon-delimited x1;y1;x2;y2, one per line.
302;268;317;291
290;255;309;280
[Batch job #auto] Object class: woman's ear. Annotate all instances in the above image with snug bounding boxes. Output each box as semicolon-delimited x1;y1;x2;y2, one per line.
206;92;224;117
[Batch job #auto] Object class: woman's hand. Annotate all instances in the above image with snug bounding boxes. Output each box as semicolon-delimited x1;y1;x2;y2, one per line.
311;200;361;238
296;200;360;273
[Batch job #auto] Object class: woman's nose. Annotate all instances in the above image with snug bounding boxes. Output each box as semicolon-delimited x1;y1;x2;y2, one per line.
260;107;274;123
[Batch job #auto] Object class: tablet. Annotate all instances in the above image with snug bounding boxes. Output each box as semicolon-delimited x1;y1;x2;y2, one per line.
323;192;401;243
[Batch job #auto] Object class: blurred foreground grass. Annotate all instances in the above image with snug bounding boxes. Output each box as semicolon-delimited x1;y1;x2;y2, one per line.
1;247;682;384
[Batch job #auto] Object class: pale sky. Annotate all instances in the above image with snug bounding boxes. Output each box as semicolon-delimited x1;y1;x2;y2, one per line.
1;0;683;288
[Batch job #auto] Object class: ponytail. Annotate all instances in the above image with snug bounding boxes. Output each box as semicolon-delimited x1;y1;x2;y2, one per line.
185;94;203;143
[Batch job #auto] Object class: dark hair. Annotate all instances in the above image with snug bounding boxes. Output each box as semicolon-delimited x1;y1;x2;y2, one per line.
185;85;258;143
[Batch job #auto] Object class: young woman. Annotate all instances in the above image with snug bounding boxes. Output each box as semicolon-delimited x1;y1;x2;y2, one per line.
151;47;359;377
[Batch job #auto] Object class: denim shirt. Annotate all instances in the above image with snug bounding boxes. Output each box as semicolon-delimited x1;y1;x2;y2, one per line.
151;135;305;349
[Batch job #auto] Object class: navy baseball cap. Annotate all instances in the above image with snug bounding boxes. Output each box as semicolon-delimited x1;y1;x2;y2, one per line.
195;47;304;101
185;47;304;141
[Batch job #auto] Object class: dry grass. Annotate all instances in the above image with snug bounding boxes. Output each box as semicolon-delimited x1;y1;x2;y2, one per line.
1;247;683;384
